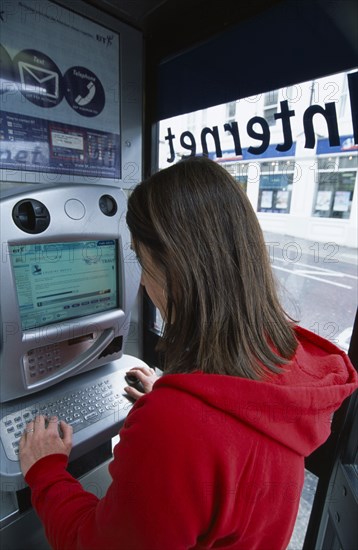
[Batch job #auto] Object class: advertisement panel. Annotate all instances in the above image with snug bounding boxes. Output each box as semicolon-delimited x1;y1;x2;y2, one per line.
0;0;121;180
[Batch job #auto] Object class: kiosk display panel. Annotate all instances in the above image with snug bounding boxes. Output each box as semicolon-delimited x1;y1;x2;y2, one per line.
0;183;141;404
0;0;142;189
0;0;121;182
10;239;119;331
0;182;142;492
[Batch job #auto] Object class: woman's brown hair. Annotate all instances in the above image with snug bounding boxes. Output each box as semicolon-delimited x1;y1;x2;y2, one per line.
126;156;297;379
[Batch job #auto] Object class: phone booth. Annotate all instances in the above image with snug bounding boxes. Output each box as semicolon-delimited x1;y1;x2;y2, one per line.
0;0;357;548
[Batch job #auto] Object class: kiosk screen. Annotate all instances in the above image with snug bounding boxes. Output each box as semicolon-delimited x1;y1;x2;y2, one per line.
10;239;119;331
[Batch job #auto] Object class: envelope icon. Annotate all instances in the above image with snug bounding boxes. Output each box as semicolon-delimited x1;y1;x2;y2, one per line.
18;62;59;99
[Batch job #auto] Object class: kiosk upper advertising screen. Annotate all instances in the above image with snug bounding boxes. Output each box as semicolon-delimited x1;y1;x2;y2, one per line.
10;239;119;330
0;0;121;183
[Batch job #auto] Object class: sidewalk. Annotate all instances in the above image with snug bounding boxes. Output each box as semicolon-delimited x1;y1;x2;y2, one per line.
288;470;318;549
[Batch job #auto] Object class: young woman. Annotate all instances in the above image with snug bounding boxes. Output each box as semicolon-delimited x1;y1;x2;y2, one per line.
20;156;357;549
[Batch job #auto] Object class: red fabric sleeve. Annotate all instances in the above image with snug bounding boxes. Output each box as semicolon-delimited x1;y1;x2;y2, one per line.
25;453;101;549
24;395;211;550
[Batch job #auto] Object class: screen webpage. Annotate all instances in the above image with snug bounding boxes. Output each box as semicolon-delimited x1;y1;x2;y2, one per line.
10;239;119;330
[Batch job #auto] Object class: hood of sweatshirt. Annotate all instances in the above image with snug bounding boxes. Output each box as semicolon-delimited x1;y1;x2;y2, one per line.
153;325;357;457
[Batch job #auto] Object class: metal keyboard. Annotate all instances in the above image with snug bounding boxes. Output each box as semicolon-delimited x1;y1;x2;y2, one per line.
1;371;131;462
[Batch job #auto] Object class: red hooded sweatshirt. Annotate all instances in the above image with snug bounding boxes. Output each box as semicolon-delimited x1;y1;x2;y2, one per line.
25;326;357;550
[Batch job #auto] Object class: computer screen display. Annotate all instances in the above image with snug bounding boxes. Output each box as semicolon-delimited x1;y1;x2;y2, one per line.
10;239;119;331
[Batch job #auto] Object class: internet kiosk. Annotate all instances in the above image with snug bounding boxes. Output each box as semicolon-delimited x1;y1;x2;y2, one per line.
0;0;144;546
0;182;144;543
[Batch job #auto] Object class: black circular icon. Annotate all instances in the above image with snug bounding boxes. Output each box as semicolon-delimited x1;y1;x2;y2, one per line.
63;67;105;117
0;45;14;95
63;66;105;117
13;49;63;107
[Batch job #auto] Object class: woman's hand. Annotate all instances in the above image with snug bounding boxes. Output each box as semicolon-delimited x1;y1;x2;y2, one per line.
124;366;159;401
19;415;73;477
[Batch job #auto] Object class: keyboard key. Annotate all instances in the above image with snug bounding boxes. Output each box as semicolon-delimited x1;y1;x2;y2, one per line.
84;412;98;421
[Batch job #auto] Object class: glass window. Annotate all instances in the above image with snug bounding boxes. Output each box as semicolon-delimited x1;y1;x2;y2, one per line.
220;161;248;192
226;101;236;122
158;70;357;346
264;89;279;106
263;106;277;126
313;155;357;219
257;162;293;213
263;90;279;126
339;155;358;169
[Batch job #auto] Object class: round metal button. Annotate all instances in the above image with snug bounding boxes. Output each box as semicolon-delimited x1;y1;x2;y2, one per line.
64;199;86;220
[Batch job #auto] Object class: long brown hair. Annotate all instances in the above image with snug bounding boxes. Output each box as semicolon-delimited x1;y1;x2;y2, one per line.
127;156;297;379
